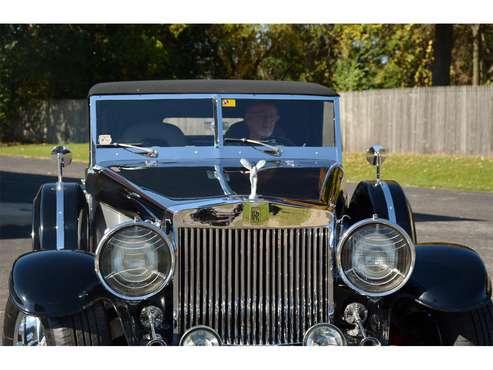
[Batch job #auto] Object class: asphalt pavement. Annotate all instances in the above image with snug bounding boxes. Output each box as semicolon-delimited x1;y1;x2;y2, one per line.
0;155;492;339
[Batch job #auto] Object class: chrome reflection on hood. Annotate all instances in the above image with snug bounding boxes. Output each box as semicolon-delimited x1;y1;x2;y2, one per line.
173;200;333;229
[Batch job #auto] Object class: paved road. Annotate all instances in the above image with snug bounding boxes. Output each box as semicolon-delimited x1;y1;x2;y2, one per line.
1;155;492;339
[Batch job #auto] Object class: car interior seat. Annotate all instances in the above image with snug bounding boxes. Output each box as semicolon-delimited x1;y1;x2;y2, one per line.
119;121;188;147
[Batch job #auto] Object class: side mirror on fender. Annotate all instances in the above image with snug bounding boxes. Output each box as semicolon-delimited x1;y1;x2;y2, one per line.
51;145;72;184
366;144;386;182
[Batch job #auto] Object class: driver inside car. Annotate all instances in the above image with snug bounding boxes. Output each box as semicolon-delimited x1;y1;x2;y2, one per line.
225;102;291;144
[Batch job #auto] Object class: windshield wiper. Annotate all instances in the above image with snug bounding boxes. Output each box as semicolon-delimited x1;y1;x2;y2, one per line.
96;142;159;158
224;138;282;157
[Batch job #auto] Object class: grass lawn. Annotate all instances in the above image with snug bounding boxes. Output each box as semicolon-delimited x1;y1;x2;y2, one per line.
1;143;492;192
0;143;89;162
343;152;493;192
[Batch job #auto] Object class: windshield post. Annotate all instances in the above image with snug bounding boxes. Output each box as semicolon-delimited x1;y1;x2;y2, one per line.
333;96;343;163
214;95;224;148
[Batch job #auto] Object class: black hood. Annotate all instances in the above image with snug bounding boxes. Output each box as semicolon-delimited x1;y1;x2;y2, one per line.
101;158;337;203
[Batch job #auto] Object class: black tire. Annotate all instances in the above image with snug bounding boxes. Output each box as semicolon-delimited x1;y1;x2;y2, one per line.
3;297;112;346
439;300;493;346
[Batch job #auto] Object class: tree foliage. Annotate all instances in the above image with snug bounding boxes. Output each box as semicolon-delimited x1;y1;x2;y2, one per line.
1;24;492;142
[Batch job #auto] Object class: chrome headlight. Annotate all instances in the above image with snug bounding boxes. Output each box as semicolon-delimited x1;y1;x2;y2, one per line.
95;221;175;300
336;218;415;297
179;326;222;346
303;323;347;346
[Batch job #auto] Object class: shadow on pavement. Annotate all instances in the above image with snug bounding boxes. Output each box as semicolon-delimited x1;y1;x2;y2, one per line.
0;225;31;240
0;170;80;203
0;171;80;240
414;212;483;223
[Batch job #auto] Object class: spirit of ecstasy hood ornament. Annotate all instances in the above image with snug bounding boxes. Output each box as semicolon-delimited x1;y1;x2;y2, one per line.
240;159;266;200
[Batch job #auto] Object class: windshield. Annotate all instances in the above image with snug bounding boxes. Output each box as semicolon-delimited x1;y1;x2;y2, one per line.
93;95;336;151
222;98;335;147
96;98;215;147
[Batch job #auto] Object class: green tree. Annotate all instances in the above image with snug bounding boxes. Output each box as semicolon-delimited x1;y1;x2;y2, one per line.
331;24;434;91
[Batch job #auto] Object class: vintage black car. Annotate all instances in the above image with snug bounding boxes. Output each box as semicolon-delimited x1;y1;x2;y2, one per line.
3;80;492;346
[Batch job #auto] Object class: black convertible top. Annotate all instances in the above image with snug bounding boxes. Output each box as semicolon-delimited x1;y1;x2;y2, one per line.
88;79;338;97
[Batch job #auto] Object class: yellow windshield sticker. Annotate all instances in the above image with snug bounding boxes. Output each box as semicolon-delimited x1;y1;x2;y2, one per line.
222;98;236;107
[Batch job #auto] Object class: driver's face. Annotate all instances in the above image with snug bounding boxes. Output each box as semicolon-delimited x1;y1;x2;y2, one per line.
245;104;279;140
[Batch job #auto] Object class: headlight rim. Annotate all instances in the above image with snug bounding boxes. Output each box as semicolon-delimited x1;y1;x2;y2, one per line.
95;220;175;301
336;218;415;297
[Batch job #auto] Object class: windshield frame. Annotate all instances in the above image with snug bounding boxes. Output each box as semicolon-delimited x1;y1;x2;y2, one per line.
89;93;342;166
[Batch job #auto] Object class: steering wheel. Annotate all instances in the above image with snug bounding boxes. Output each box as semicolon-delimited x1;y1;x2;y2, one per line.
139;138;171;147
267;136;295;146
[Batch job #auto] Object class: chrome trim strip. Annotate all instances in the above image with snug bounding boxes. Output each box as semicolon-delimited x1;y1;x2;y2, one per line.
227;228;233;344
380;182;397;224
195;228;201;326
190;229;195;326
258;228;264;344
234;228;240;344
221;228;227;340
265;228;271;344
333;96;343;163
213;165;234;196
182;228;188;331
239;229;245;343
55;182;64;250
312;228;318;323
214;94;338;101
300;228;306;333
252;229;258;344
215;229;220;331
288;229;294;343
270;229;276;343
282;229;288;343
276;228;282;344
318;229;323;322
202;229;207;325
215;95;223;148
294;229;301;342
306;228;312;328
246;229;251;344
208;229;214;328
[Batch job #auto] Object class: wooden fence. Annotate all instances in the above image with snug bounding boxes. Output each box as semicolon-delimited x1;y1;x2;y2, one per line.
339;86;493;156
21;86;493;156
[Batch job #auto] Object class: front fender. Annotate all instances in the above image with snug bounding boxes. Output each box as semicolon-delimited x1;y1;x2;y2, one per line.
32;182;87;250
404;243;491;312
9;250;105;317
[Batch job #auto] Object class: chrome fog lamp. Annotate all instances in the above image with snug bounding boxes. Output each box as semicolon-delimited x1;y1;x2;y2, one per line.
336;218;415;297
303;323;347;346
179;326;222;346
95;221;175;300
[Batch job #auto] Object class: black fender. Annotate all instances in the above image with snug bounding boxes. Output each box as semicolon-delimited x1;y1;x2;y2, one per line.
32;182;88;250
8;250;105;317
347;180;416;242
402;243;491;313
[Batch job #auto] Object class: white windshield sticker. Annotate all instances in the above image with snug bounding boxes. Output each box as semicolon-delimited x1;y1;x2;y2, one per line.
98;134;112;145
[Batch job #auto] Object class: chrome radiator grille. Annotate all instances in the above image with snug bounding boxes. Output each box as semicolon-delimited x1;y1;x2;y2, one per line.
176;227;333;345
